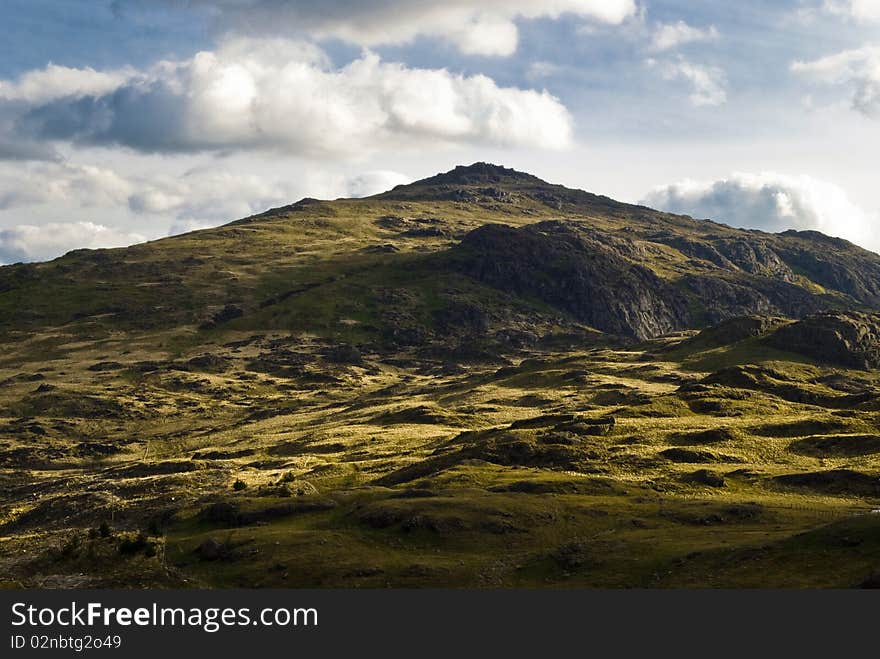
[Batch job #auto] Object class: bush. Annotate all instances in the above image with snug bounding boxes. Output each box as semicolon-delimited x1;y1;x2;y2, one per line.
118;532;155;556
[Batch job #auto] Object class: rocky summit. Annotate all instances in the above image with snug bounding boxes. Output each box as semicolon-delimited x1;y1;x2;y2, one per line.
1;162;879;589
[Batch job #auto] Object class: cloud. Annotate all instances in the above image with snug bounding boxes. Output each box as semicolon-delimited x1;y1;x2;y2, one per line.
822;0;880;22
642;172;878;252
0;136;59;162
127;167;411;223
9;38;574;157
0;63;132;104
792;45;880;117
650;21;719;52
444;14;520;57
648;56;727;106
163;169;411;236
343;170;413;198
0;158;410;219
0;221;147;264
525;61;565;81
118;0;637;57
126;170;294;223
0;162;133;210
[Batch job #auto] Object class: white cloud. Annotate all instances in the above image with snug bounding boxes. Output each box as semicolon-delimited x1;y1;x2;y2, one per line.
343;170;413;198
649;56;727;106
162;169;411;235
9;38;574;157
0;158;410;218
791;45;880;80
823;0;880;22
526;61;565;81
650;21;719;52
445;14;520;57
0;221;147;264
126;0;636;57
0;63;132;104
0;162;133;210
126;169;297;222
642;172;879;252
127;166;411;222
792;45;880;117
167;219;219;236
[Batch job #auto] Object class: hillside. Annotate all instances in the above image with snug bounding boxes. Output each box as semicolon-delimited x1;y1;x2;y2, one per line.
1;163;879;588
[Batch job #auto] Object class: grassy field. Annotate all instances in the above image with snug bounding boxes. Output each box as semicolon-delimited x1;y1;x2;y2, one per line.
1;327;878;588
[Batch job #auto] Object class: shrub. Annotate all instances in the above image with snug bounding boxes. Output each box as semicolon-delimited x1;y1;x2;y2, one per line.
118;532;155;556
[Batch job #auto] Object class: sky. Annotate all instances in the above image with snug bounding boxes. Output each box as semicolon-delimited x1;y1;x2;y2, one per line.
1;0;880;263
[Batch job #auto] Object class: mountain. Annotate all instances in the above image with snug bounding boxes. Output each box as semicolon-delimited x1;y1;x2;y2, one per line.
2;162;879;343
1;162;879;589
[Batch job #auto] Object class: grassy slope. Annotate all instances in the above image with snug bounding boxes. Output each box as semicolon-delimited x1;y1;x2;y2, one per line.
0;181;878;588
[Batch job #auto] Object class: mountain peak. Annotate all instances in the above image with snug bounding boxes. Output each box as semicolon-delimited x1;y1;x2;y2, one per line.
404;162;547;188
376;161;621;209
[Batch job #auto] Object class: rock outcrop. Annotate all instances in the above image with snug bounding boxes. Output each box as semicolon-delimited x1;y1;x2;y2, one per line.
451;221;690;339
688;315;785;347
775;232;880;308
766;311;880;369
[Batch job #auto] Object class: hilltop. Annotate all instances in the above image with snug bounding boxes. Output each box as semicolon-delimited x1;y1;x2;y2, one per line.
0;163;879;589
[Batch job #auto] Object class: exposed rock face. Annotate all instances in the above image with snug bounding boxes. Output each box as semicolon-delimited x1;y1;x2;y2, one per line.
714;239;797;281
681;276;780;323
646;226;880;320
766;311;880;369
683;272;831;325
655;233;797;282
446;215;872;340
774;232;880;308
451;221;690;339
648;232;736;269
445;216;877;340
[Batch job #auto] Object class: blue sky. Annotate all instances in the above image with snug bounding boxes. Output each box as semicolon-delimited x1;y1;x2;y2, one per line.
1;0;879;262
